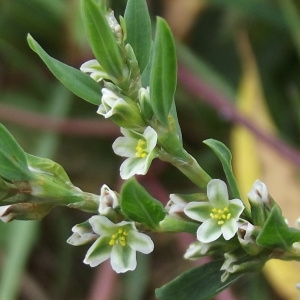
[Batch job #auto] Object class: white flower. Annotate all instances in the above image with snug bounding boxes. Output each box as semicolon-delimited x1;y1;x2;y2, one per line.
165;194;187;218
247;179;269;205
97;88;145;128
99;184;119;215
112;126;158;179
97;88;126;118
80;59;109;82
67;222;98;246
83;216;154;273
184;240;215;260
237;220;262;255
184;179;244;243
0;205;14;223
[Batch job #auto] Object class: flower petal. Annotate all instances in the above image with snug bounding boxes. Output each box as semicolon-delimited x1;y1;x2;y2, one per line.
143;126;158;152
112;136;137;157
89;215;115;235
111;244;137;273
184;202;212;222
83;236;112;267
120;157;149;179
207;179;229;208
229;199;244;220
127;231;154;254
221;218;238;240
197;219;222;243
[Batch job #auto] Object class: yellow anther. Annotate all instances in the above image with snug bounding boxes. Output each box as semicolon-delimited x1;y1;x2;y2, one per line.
210;206;232;225
135;139;148;158
108;228;128;247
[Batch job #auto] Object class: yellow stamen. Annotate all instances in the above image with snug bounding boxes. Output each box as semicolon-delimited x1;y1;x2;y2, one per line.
210;206;231;225
135;139;148;158
108;228;128;247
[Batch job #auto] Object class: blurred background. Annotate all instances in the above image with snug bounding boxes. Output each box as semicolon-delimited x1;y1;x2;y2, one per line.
1;0;300;299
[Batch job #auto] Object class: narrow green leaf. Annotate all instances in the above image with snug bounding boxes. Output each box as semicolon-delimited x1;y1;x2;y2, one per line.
203;139;241;199
159;215;198;234
277;0;300;59
156;259;241;300
26;154;71;186
124;0;152;73
82;0;124;80
150;17;177;125
0;124;32;181
27;34;101;105
257;205;300;249
121;178;166;230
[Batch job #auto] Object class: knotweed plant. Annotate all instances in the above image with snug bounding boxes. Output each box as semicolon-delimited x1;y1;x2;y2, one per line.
1;0;300;299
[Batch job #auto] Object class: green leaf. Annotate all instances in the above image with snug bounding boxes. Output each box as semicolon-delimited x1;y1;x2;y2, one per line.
0;123;32;181
124;0;152;73
27;34;101;105
26;154;71;186
121;178;165;230
82;0;124;80
156;259;241;300
159;216;198;234
150;17;177;125
203;139;241;200
257;205;300;249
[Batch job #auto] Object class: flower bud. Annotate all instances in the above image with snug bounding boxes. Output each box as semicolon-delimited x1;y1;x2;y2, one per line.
105;10;123;45
98;88;146;129
139;87;153;120
237;220;262;255
0;203;53;222
67;221;98;246
99;184;119;216
247;179;268;226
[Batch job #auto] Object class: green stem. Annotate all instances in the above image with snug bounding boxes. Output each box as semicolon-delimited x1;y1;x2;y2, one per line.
159;150;211;189
151;118;211;188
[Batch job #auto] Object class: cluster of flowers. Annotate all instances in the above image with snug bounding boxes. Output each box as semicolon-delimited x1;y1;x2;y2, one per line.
66;9;300;282
67;175;269;279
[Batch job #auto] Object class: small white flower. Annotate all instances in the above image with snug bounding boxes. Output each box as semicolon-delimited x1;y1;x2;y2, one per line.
99;184;119;215
237;220;261;255
184;179;244;243
67;222;98;246
248;179;269;205
0;205;14;223
80;59;109;82
184;240;215;260
97;88;145;128
83;216;154;273
165;194;187;218
97;88;126;118
112;126;158;179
